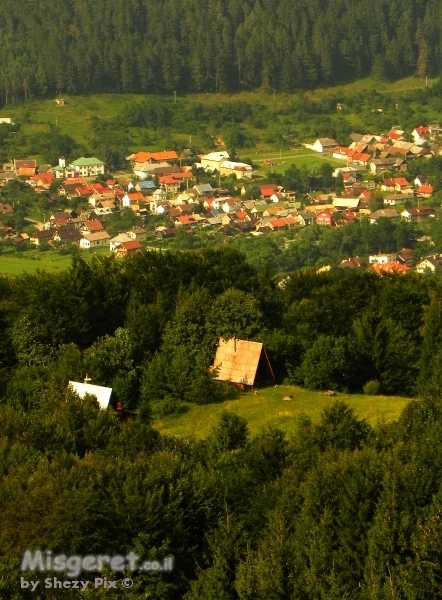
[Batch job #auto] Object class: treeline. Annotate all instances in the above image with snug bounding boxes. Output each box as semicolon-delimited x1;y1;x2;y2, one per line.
3;251;442;597
1;0;442;100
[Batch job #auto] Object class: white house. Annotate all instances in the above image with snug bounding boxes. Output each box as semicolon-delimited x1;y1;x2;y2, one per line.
80;231;111;249
369;252;397;264
65;157;105;178
305;138;337;153
200;151;229;171
152;188;166;201
218;160;254;179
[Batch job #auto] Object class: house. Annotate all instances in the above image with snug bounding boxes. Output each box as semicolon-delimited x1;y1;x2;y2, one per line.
128;180;157;193
159;175;180;193
369;252;398;265
219;160;254;179
222;198;241;213
155;227;176;239
339;257;366;269
369;208;400;224
332;198;360;210
269;217;297;231
80;231;111;249
412;126;430;144
110;233;133;251
122;192;145;208
81;219;105;234
29;229;55;246
371;262;411;275
211;337;275;388
69;380;115;409
316;209;334;226
417;184;434;197
381;177;411;192
52;229;82;245
401;206;436;220
260;184;278;199
199;151;229;171
152;188;167;201
370;157;405;174
251;203;269;216
416;256;442;274
397;248;414;267
70;157;105;178
30;173;54;189
306;138;337;153
384;194;414;206
297;211;316;226
128;150;179;170
133;161;175;179
175;215;197;228
14;159;37;176
116;240;143;257
193;183;214;197
127;227;147;242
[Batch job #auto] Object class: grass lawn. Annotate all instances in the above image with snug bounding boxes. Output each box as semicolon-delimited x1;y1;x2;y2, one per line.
153;384;410;439
0;248;110;276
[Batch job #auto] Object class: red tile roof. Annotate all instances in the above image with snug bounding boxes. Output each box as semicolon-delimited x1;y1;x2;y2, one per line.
131;150;179;162
119;240;143;251
418;185;434;194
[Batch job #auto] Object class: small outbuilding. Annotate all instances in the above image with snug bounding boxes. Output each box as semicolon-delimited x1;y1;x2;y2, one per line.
212;337;275;388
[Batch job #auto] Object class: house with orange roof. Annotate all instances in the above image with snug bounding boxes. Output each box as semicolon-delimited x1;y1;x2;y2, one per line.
175;215;197;228
14;159;37;176
260;184;278;198
116;240;143;257
412;126;430;143
417;184;434;197
80;219;105;234
30;173;54;189
159;175;180;193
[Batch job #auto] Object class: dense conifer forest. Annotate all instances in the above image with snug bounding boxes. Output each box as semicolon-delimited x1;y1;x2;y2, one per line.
1;0;442;100
2;250;442;597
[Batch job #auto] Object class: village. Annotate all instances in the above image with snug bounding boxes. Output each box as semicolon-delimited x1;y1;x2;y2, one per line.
1;121;442;275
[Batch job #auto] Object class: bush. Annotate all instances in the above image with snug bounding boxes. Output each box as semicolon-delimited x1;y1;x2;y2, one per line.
363;379;381;396
151;396;188;418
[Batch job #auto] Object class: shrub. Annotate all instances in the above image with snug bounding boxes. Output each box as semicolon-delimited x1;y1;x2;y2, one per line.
363;379;381;396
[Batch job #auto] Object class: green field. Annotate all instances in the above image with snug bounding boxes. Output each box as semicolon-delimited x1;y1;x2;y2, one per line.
153;384;410;439
0;248;110;275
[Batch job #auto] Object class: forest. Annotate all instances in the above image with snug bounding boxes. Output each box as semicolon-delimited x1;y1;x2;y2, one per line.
2;249;442;597
1;0;442;101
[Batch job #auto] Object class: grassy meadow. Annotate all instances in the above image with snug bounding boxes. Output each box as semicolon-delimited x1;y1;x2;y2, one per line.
153;384;410;439
0;248;110;276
